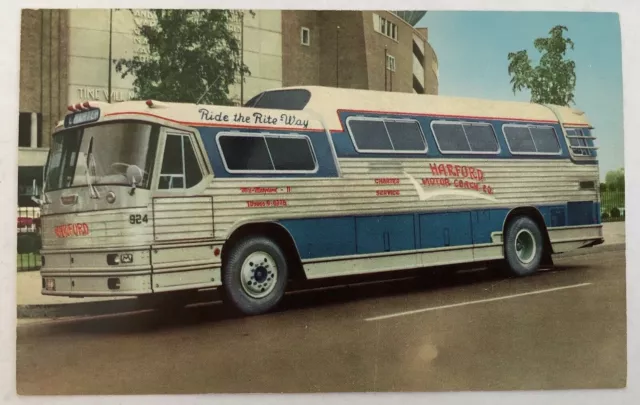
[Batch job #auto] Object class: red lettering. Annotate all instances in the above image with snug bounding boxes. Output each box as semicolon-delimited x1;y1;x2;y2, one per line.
429;163;439;176
54;222;89;238
461;166;469;177
247;200;288;208
446;164;454;176
438;164;446;176
376;190;400;196
454;165;461;176
374;178;400;185
477;169;484;181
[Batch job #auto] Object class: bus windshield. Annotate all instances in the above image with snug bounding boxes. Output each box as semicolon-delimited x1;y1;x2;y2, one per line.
44;121;159;192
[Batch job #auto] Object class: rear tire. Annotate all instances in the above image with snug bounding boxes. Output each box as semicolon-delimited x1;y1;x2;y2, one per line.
502;216;544;277
222;236;289;316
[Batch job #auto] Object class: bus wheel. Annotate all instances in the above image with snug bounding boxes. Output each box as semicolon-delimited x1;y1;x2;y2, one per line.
503;216;544;277
222;236;288;316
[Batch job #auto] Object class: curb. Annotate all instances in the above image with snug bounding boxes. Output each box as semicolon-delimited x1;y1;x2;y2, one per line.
17;243;626;319
17;298;143;319
17;290;220;319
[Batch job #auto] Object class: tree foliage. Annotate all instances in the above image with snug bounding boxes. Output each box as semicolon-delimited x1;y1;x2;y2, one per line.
605;168;625;192
507;25;577;106
115;9;251;105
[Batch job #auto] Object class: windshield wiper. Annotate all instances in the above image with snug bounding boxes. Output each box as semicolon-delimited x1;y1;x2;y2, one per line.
86;137;100;199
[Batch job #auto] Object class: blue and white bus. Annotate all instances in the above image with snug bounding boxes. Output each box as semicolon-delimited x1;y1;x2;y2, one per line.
37;86;603;315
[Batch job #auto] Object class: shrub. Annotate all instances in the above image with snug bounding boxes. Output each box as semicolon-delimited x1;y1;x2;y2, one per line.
611;207;621;218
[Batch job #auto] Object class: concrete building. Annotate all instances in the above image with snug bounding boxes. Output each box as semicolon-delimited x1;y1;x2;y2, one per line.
65;9;283;107
281;10;438;95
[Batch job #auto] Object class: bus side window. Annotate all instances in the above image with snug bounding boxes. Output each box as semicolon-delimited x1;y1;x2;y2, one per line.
159;134;203;190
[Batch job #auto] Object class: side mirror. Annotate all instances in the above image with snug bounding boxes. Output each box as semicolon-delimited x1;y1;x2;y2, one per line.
125;165;144;185
126;165;144;196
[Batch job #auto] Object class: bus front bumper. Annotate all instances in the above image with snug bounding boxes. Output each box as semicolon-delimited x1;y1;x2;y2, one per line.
40;246;222;297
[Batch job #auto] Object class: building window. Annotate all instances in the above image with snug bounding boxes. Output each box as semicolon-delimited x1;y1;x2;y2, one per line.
374;14;398;41
18;112;42;148
386;55;396;72
301;27;310;46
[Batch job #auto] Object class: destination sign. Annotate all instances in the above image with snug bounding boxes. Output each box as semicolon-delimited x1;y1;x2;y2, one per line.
65;109;100;127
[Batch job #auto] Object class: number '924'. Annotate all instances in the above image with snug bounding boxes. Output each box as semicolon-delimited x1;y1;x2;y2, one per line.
129;214;149;225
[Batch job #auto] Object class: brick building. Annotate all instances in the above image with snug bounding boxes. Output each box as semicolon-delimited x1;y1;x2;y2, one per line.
282;10;438;95
18;10;68;205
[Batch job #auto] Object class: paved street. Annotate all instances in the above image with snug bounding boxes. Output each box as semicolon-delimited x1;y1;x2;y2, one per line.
16;246;626;394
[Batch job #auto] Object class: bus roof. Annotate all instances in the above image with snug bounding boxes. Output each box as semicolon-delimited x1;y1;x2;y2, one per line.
59;86;592;133
252;85;592;129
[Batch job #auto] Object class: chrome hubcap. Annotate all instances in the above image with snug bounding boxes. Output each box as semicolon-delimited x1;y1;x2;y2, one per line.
240;251;278;299
515;229;536;264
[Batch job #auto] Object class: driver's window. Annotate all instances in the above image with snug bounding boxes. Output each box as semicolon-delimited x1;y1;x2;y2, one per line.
159;134;203;190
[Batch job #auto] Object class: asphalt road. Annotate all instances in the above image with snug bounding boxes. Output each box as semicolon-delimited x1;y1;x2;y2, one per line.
16;246;626;395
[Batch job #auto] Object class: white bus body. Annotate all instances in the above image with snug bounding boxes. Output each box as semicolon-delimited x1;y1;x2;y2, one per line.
38;86;603;315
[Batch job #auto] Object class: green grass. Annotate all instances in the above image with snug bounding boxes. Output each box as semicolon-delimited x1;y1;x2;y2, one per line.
17;253;42;270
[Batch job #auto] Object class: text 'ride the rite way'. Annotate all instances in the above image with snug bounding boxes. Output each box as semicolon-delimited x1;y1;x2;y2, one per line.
199;108;310;129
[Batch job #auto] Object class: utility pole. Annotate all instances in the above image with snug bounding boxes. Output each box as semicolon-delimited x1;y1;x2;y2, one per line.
107;9;113;103
336;25;340;88
390;59;393;92
384;46;388;91
240;11;245;105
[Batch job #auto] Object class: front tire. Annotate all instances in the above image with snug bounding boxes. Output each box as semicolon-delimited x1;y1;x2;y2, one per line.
502;216;544;277
222;236;289;316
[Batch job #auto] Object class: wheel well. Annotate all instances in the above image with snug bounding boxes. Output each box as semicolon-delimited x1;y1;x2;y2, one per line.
222;222;307;281
503;207;553;257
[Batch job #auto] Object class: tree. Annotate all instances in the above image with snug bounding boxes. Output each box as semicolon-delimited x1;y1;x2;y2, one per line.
507;25;577;106
599;182;607;192
605;168;625;192
115;9;251;105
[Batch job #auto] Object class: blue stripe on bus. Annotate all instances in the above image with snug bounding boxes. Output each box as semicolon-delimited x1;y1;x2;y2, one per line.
279;203;596;260
196;126;340;178
193;117;596;181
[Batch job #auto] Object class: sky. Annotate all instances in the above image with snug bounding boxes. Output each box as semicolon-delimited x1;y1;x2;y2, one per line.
417;11;623;181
